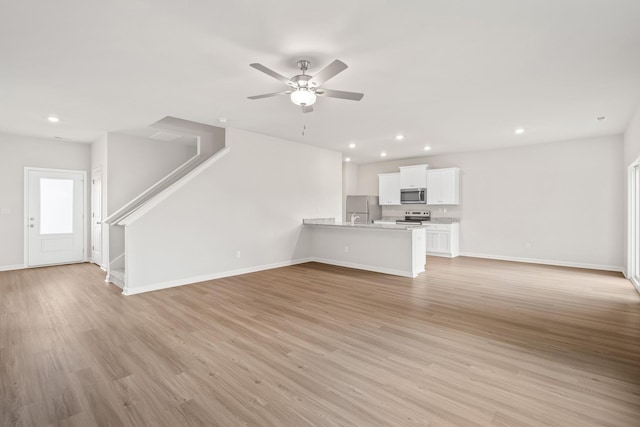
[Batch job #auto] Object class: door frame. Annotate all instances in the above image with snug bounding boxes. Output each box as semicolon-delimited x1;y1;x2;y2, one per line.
628;159;640;293
23;167;88;268
91;166;103;267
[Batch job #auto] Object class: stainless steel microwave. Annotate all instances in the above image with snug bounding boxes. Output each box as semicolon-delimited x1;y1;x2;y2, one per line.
401;188;426;204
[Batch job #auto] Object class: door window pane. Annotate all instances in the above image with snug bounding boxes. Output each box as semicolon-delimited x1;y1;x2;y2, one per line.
40;178;74;234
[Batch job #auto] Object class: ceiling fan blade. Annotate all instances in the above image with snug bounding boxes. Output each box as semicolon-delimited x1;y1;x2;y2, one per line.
308;60;348;87
249;63;295;87
247;90;292;100
301;105;314;113
316;89;364;101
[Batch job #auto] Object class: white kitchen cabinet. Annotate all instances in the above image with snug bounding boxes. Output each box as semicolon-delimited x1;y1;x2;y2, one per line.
399;164;428;189
424;223;459;257
426;167;460;205
378;173;401;205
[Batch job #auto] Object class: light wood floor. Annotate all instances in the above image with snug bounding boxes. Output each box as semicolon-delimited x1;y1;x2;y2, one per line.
1;258;639;426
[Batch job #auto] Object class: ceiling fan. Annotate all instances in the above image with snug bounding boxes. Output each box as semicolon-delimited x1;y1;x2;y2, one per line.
247;59;364;113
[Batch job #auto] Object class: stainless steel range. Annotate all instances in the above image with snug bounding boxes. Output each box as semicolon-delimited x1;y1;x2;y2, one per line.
396;210;431;225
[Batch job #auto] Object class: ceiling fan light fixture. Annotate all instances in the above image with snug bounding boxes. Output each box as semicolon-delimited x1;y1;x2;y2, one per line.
290;88;317;106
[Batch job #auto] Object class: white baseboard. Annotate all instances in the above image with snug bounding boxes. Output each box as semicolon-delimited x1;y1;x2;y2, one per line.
310;257;418;278
0;264;26;272
426;252;455;258
459;252;624;273
631;277;640;294
122;258;313;296
107;274;124;289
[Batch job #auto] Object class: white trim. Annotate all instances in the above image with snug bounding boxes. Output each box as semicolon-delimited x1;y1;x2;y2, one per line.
107;273;125;289
627;159;640;290
426;252;455;258
119;147;230;226
310;257;419;278
0;264;26;272
23;166;88;174
7;260;87;271
122;256;311;296
459;252;624;273
90;166;102;267
23;169;28;266
23;167;87;268
102;153;202;224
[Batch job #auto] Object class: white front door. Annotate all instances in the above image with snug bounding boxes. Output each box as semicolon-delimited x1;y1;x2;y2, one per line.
91;169;102;266
26;169;86;267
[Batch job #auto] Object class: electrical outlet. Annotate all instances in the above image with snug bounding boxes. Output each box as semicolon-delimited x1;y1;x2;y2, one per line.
344;246;349;253
525;242;532;249
236;250;241;258
0;208;10;215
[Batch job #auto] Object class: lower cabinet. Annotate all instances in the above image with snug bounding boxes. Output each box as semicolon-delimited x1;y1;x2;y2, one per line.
424;223;459;258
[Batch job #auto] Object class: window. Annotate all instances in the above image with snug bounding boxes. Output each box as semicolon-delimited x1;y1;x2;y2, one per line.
40;178;74;234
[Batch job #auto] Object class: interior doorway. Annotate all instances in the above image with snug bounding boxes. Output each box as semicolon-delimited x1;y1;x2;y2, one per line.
25;168;86;267
629;161;640;291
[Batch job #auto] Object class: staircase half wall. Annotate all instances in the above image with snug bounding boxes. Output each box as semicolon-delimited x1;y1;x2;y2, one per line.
120;128;342;295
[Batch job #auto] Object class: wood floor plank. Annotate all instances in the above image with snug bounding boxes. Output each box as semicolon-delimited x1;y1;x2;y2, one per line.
1;258;639;426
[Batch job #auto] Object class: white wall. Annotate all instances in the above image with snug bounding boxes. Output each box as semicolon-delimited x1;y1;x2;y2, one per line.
0;133;91;269
357;135;624;271
624;106;640;168
124;128;342;292
623;105;640;276
106;132;197;262
107;133;196;215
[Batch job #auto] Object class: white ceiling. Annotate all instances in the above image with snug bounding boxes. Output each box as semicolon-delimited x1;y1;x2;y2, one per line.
1;0;640;163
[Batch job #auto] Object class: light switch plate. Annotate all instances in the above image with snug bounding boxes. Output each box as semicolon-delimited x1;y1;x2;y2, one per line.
0;207;10;215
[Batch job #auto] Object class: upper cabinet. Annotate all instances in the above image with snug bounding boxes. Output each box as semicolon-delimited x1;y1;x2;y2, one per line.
426;167;460;205
399;164;428;189
378;172;401;205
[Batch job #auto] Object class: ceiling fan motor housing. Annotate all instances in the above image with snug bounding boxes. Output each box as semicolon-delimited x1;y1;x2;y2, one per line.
291;74;312;88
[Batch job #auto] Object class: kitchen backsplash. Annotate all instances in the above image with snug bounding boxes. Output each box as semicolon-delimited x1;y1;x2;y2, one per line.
382;205;462;219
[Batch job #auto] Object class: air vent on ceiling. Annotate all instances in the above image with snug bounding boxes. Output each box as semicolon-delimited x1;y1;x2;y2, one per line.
149;131;182;142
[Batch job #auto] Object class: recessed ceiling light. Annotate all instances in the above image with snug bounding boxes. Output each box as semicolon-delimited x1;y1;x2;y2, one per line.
514;128;525;135
349;143;356;148
344;157;351;162
218;117;228;123
596;116;606;121
424;146;431;151
381;152;387;157
395;135;404;141
47;116;60;123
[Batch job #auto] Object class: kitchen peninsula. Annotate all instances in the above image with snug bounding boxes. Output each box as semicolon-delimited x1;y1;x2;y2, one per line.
302;218;426;277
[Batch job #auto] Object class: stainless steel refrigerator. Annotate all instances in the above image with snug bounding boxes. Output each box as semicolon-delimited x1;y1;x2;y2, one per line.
346;195;382;224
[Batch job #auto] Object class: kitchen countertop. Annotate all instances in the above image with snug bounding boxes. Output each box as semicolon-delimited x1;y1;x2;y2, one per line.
379;217;461;224
303;218;426;231
429;218;460;224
